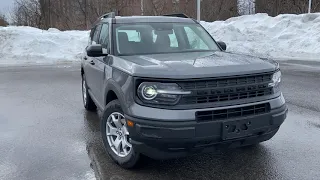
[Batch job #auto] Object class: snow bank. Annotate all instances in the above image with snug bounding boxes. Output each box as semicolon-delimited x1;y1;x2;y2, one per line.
0;26;89;65
201;13;320;60
1;13;320;66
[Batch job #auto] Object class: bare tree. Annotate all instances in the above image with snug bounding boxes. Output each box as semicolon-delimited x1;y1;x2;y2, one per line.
10;0;41;27
256;0;320;16
0;13;9;26
201;0;238;21
9;0;239;29
238;0;255;15
143;0;167;15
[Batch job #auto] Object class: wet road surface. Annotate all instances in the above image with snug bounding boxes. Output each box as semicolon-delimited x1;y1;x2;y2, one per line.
0;61;320;180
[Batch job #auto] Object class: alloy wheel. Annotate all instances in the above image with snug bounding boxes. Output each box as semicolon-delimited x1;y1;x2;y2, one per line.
106;112;132;157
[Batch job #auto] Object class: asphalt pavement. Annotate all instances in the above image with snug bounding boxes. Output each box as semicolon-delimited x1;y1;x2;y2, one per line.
0;60;320;180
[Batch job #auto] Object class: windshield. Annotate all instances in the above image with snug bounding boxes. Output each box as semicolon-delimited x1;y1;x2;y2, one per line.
113;22;220;55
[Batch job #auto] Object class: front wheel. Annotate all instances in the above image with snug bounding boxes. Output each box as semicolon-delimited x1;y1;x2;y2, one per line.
101;100;140;169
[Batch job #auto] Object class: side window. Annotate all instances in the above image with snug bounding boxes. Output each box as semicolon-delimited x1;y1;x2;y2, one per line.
168;31;178;48
99;24;109;48
89;27;96;44
118;30;141;42
152;30;178;47
184;27;209;50
92;25;102;44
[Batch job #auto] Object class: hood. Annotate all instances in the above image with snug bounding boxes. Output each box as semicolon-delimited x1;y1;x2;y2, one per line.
112;51;278;79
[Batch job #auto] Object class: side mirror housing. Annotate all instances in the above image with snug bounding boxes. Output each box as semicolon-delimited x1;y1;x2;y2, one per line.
217;41;227;51
86;44;107;57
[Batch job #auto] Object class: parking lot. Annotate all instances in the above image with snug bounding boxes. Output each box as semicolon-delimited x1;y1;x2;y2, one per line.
1;60;320;180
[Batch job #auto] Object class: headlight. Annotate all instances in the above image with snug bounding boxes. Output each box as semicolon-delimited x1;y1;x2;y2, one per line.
137;82;191;105
269;70;281;87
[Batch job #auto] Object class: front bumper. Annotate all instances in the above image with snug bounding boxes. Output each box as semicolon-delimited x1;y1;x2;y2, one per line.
125;95;288;160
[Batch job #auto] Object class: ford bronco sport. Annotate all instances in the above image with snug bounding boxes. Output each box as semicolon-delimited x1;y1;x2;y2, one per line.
81;12;288;168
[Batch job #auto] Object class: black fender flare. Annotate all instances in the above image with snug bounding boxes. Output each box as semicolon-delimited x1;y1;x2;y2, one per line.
103;79;129;114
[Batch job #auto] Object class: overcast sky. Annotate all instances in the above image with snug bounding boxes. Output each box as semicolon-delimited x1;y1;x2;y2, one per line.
1;0;14;15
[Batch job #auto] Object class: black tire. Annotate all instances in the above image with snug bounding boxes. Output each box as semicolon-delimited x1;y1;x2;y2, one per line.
82;75;97;111
101;100;140;169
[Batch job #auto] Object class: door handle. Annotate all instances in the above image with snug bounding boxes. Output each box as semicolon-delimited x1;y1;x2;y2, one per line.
89;61;95;65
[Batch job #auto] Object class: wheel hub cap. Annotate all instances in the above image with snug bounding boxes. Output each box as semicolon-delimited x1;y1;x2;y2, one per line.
106;112;132;157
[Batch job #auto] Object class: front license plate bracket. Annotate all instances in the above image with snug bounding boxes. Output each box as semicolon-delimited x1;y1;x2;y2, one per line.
222;119;253;140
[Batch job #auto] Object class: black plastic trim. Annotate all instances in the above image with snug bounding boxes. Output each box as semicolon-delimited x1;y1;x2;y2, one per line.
125;104;287;126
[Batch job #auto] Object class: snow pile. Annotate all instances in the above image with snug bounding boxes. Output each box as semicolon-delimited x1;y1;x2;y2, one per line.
1;13;320;66
0;26;89;65
201;13;320;60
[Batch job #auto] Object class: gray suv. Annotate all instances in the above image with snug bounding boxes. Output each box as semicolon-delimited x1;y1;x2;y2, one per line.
81;12;288;168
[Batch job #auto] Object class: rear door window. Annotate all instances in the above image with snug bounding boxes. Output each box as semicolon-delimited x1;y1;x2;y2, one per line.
184;27;209;50
152;30;178;47
118;30;141;42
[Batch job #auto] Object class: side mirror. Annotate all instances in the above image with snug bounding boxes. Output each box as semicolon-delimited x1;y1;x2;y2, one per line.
217;41;227;51
86;44;107;57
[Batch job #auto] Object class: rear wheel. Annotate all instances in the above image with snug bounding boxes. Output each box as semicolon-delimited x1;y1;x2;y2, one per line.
82;75;97;111
101;100;140;169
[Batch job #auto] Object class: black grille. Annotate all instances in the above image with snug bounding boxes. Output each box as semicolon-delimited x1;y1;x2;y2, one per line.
196;103;270;121
179;73;273;105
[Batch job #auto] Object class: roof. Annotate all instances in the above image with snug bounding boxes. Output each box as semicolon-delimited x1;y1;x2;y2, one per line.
101;16;196;24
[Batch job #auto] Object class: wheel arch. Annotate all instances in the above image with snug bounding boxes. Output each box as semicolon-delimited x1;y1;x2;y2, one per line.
104;80;129;114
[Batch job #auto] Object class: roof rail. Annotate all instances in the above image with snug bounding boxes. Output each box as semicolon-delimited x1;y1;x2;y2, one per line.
99;12;116;20
91;12;116;26
162;13;189;18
